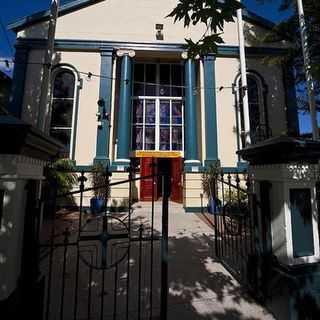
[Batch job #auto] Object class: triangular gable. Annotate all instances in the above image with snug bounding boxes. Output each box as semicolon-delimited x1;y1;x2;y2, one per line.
9;0;275;32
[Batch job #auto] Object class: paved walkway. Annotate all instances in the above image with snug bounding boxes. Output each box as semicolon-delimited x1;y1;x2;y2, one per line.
132;201;275;320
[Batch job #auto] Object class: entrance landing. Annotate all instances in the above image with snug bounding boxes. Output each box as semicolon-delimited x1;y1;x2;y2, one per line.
132;201;275;319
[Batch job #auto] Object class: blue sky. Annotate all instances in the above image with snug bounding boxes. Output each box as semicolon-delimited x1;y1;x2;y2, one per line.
0;0;312;133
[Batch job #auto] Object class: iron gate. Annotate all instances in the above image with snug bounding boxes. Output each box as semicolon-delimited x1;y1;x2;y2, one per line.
38;165;169;320
210;172;257;289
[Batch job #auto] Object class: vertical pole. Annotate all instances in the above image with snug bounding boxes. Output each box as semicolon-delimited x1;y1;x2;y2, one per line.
296;0;318;140
214;213;219;258
37;0;60;131
237;1;251;146
160;173;169;320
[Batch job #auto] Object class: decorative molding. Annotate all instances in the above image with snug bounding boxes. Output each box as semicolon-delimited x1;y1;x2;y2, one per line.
0;154;45;180
249;163;320;182
181;52;200;60
116;49;135;58
15;38;289;57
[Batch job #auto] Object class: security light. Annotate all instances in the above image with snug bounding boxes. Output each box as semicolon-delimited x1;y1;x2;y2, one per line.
155;24;164;40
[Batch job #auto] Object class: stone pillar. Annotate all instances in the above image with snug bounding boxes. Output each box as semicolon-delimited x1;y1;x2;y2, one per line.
239;137;320;319
94;49;114;165
182;54;200;171
114;49;135;170
203;55;218;166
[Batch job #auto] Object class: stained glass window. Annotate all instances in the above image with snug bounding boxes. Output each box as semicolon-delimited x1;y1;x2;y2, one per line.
132;63;184;151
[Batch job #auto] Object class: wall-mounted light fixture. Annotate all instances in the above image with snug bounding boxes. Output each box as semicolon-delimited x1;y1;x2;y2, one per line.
155;24;164;40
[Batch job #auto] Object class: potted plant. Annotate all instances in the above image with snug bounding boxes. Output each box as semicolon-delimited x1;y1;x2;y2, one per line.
90;162;108;214
202;161;221;214
43;158;78;213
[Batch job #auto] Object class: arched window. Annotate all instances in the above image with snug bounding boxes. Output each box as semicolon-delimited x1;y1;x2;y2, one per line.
237;72;269;146
50;68;77;157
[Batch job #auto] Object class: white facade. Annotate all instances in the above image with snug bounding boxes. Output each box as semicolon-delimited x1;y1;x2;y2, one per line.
8;0;297;208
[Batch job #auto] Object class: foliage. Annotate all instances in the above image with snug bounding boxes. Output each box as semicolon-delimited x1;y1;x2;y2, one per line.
90;162;108;199
202;161;221;198
252;0;320;112
45;158;78;195
167;0;242;57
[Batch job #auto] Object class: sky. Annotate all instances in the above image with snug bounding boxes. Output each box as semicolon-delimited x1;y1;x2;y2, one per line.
0;0;312;134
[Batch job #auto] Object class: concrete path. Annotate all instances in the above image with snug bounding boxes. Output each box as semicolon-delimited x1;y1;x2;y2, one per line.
132;201;275;320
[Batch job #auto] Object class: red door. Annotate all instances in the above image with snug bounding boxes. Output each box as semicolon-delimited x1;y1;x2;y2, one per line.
140;158;158;201
170;158;183;203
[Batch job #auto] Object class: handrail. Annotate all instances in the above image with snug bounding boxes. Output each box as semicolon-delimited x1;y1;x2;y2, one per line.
44;172;163;199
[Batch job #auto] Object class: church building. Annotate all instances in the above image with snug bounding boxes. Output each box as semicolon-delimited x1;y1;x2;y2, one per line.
8;0;299;211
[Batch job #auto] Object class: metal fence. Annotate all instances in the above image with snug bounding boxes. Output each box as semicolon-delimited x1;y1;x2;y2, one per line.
211;172;257;289
37;165;169;320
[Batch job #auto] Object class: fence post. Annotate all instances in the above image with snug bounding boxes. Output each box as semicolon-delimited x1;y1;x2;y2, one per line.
160;172;170;320
214;213;219;258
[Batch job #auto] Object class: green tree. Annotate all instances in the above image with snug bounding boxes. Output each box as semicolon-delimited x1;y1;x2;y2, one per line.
167;0;242;57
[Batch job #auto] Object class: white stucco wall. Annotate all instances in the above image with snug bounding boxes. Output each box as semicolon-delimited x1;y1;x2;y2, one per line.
16;0;289;168
21;50;101;165
17;0;287;49
0;155;44;301
215;57;239;167
56;51;101;165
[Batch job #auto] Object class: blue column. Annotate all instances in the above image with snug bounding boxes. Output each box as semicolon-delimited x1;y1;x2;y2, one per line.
94;50;113;166
203;55;218;166
184;58;200;169
115;54;133;167
9;46;29;118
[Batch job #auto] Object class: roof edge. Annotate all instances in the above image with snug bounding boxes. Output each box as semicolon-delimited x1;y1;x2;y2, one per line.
8;0;105;32
8;1;276;33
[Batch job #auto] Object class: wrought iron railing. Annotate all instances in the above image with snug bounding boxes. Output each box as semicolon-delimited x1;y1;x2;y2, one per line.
211;172;257;290
37;164;169;320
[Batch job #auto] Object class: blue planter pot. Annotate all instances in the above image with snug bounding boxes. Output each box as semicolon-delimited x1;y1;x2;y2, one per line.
207;197;221;214
90;197;105;214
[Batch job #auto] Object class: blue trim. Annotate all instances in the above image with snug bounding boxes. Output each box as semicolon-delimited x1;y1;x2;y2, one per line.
9;0;104;31
222;163;248;173
184;59;199;166
8;47;29;118
115;54;132;164
75;165;93;171
203;55;218;165
94;50;113;165
110;162;130;172
184;207;203;213
15;38;289;57
184;166;205;173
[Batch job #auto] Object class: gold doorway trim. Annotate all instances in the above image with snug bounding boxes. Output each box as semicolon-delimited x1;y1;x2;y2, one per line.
133;151;182;158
